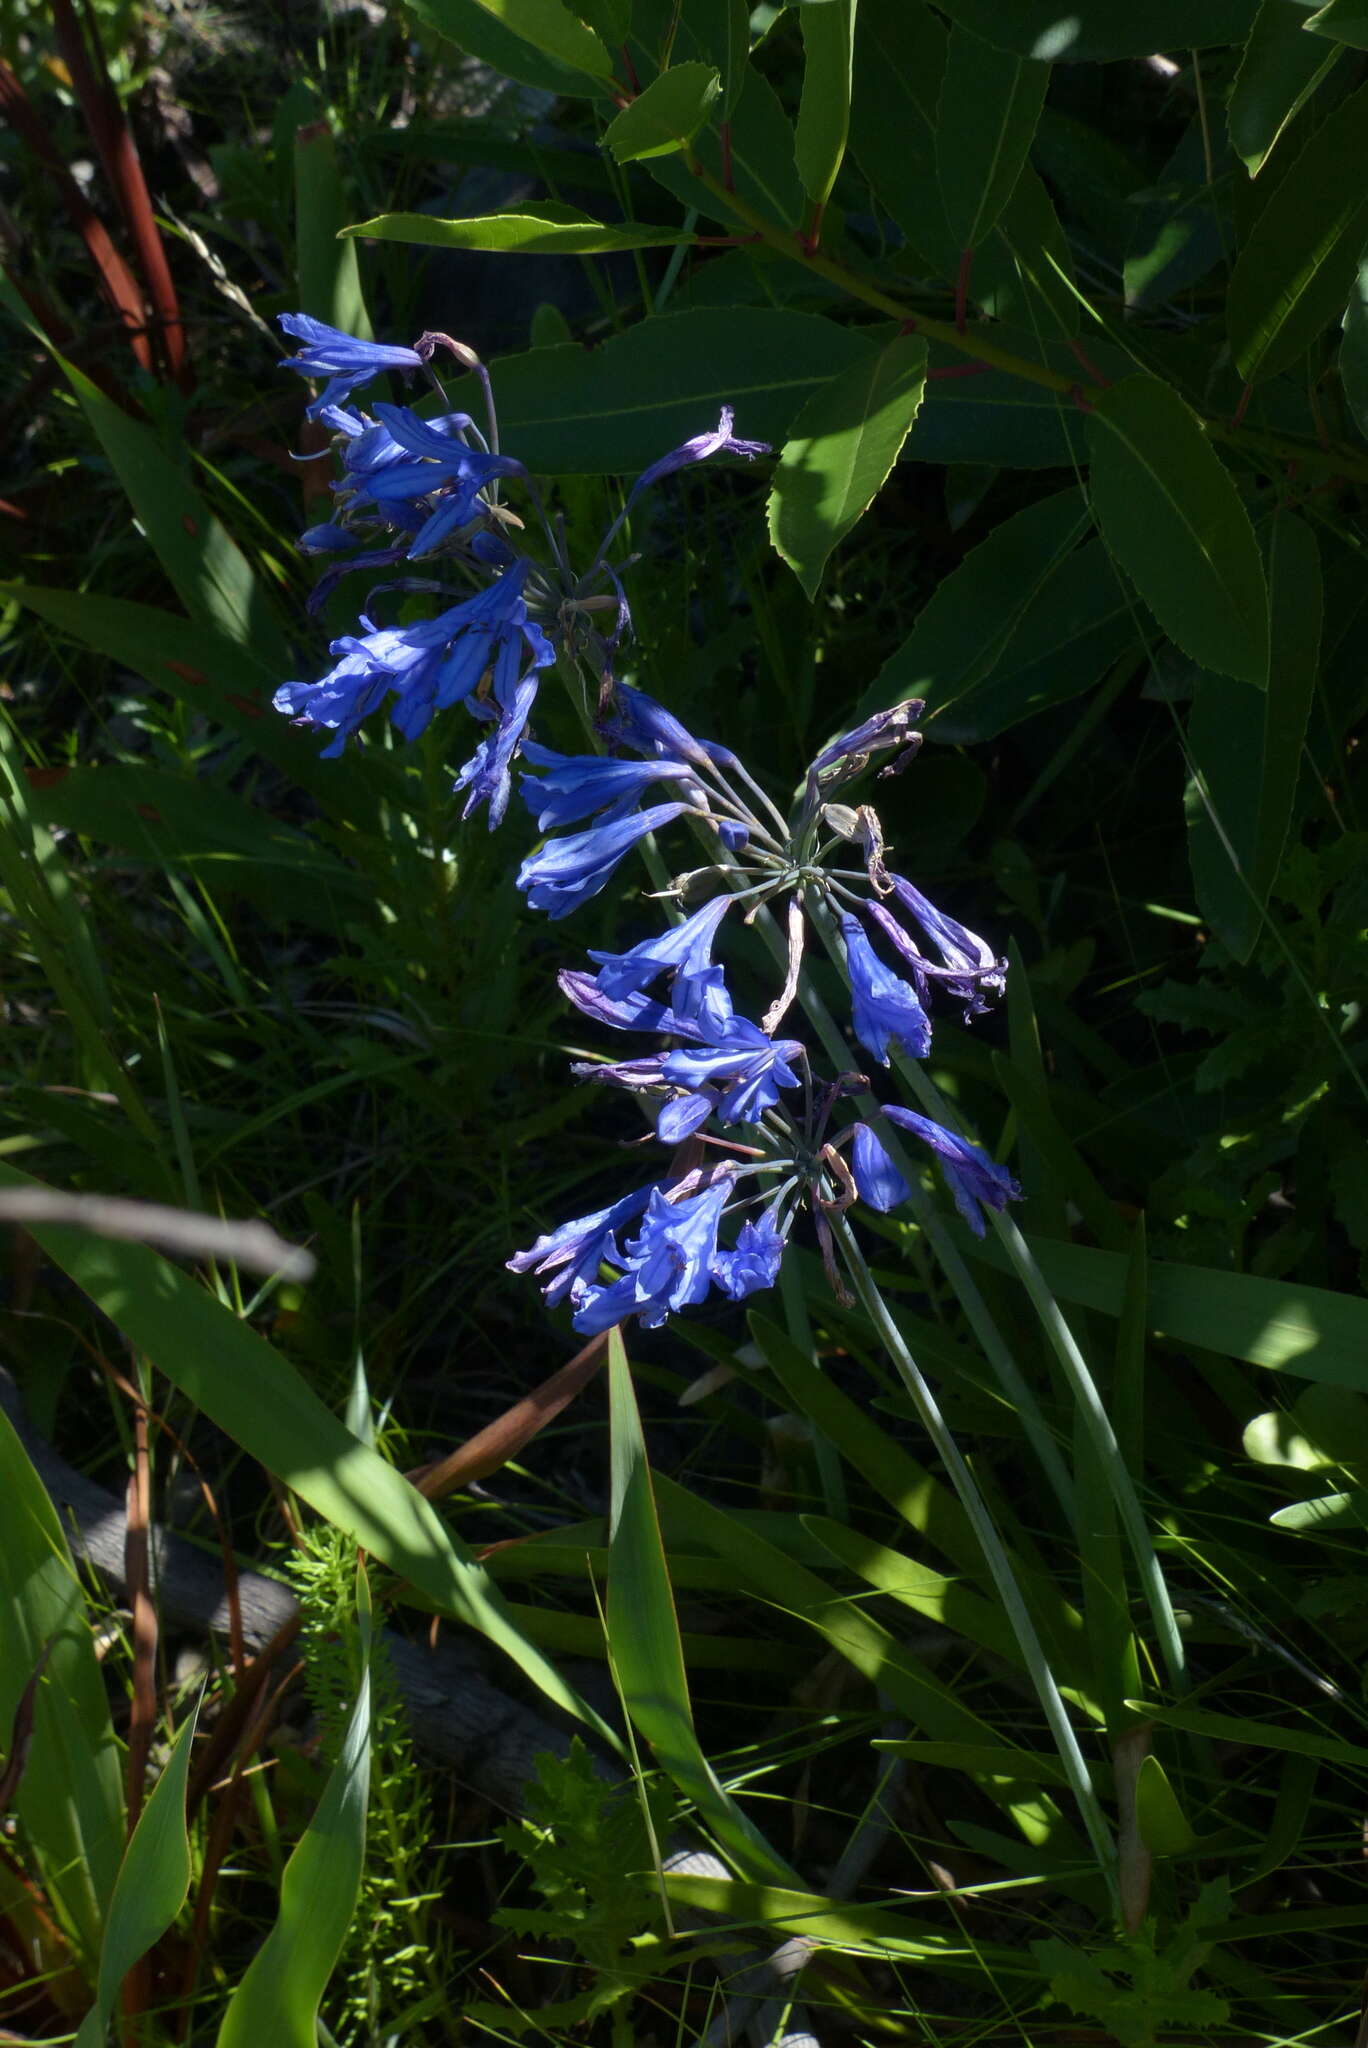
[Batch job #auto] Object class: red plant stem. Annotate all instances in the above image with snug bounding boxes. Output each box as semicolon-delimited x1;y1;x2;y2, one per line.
51;0;188;384
803;200;826;257
0;58;152;371
954;247;973;333
1230;380;1253;430
618;42;641;93
926;360;992;380
1067;336;1111;386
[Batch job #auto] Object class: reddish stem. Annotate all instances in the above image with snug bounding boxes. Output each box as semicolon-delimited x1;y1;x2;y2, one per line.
51;0;188;385
802;200;826;258
898;317;920;338
617;43;641;93
1069;382;1094;413
954;247;973;334
1230;381;1253;430
926;360;992;381
1067;336;1111;387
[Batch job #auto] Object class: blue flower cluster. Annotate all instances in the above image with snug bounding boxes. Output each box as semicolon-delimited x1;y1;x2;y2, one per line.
274;315;1020;1336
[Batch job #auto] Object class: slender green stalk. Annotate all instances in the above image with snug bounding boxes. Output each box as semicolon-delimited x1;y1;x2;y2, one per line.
833;1214;1119;1905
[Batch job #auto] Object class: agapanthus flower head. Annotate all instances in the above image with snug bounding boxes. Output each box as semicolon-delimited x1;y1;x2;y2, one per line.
572;1175;735;1334
279;313;423;419
881;1105;1020;1237
506;1184;652;1309
519;745;703;832
586;894;732;1001
838;913;932;1065
518;803;689;919
274;558;551;757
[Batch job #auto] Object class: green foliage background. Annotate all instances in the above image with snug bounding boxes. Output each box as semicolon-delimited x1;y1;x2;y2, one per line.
1;0;1368;2042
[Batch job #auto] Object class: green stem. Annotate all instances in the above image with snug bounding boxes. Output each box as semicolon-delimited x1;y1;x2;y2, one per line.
834;1214;1119;1905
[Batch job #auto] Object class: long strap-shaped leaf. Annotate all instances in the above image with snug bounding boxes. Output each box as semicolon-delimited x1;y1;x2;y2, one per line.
0;1161;617;1750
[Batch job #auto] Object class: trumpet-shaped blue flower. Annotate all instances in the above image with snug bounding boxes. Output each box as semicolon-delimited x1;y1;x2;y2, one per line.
711;1208;787;1301
839;914;931;1065
506;1184;652;1309
660;979;803;1126
558;969;706;1040
279;313;424;419
275;560;552;755
453;673;540;829
518;803;689;919
586;895;732;1000
572;1177;733;1334
881;1106;1020;1237
599;683;739;773
519;745;701;832
850;1122;911;1213
628;407;768;504
876;875;1007;1020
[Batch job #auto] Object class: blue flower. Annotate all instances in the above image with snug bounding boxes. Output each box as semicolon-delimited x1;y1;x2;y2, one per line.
660;980;803;1126
453;674;540;829
809;699;925;780
586;895;732;1000
866;876;1007;1021
598;683;739;773
881;1106;1020;1237
572;1178;733;1334
517;803;689;919
275;560;552;755
628;407;768;504
363;403;525;558
712;1208;787;1301
506;1184;652;1308
839;914;931;1065
558;969;706;1040
519;745;701;832
849;1122;911;1213
279;313;424;419
298;521;357;555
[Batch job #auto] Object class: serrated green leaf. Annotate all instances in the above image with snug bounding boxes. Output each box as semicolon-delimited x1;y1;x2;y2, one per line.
1228;0;1341;173
1305;0;1368;41
649;60;802;226
604;60;720;160
794;0;856;208
1087;374;1268;686
930;0;1258;61
1186;511;1321;956
440;308;874;471
767;334;927;596
74;1707;200;2048
344;202;694;251
936;24;1048;252
1228;78;1368;381
849;0;946;248
1135;1754;1198;1856
408;0;604;91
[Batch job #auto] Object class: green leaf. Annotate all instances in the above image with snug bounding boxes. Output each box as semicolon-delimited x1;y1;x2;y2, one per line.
1243;1384;1368;1471
928;0;1258;61
1134;1755;1198;1856
0;1407;123;1964
0;1162;615;1747
1228;0;1341;173
661;1872;1020;1965
872;1738;1069;1785
442;308;874;471
1127;1699;1368;1769
74;1707;200;2048
1227;78;1368;382
767;334;927;597
1087;374;1268;686
649;61;802;227
294;117;370;339
1340;255;1368;439
1186;512;1322;958
605;1333;791;1881
849;0;946;248
857;487;1095;723
604;61;721;161
1304;0;1368;42
795;0;856;209
451;0;615;76
55;361;290;670
936;24;1049;252
1268;1487;1368;1529
971;1230;1368;1390
345;202;695;252
408;0;604;92
216;1576;372;2048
